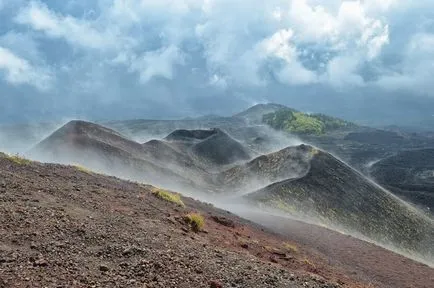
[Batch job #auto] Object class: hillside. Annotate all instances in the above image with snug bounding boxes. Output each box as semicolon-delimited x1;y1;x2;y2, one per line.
245;146;434;262
165;128;251;167
26;121;434;265
217;145;312;192
1;153;434;288
370;149;434;213
29;121;195;190
234;103;289;123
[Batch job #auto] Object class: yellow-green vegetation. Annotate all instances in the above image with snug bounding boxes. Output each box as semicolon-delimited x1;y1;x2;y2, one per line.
74;164;93;174
309;147;320;157
152;188;185;207
263;109;355;135
268;198;297;214
303;258;316;270
7;154;32;165
184;212;205;232
288;112;325;135
283;242;298;253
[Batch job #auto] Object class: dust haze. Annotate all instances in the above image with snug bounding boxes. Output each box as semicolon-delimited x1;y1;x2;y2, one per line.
2;119;433;268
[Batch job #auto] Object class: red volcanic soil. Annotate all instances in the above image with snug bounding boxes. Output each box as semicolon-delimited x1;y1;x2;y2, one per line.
0;153;433;288
241;212;434;288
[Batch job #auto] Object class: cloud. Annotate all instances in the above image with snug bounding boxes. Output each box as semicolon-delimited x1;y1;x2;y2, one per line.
1;0;434;124
0;46;52;90
259;29;317;85
11;0;393;88
15;1;120;50
129;45;185;83
376;32;434;92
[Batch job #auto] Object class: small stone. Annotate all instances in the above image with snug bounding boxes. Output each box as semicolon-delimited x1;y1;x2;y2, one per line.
99;264;109;272
209;280;223;288
34;259;48;267
269;256;278;263
241;243;249;249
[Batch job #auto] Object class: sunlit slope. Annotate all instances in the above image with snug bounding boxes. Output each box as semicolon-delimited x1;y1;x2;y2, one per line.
245;146;434;259
217;145;312;191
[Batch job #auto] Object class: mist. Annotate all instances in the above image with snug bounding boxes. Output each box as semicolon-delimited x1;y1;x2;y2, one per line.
11;118;430;268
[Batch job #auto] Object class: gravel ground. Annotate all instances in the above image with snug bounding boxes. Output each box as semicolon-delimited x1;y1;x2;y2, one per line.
0;154;342;288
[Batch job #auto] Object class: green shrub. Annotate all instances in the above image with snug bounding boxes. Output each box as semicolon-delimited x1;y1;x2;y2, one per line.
184;212;205;232
153;188;185;207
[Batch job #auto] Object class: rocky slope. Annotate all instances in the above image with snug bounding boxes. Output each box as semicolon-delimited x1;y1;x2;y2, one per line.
1;153;433;288
26;121;434;265
245;146;434;262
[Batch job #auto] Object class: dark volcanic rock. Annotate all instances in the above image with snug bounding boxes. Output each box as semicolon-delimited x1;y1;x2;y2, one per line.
344;130;406;145
370;149;434;213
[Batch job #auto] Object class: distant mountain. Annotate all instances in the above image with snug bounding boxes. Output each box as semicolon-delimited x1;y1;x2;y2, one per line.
234;103;289;123
29;120;195;189
29;122;252;191
244;145;434;259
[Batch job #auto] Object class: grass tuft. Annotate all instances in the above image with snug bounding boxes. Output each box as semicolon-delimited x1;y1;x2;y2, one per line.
303;258;317;271
152;188;185;207
7;154;32;165
184;212;205;232
74;164;93;174
283;242;298;253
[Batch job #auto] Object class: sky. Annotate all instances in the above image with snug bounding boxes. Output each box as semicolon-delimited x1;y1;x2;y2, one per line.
0;0;434;127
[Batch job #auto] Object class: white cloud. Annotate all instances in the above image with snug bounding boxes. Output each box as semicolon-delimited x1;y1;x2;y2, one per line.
15;1;119;50
0;46;52;90
209;74;228;89
129;45;185;83
2;0;433;95
261;29;296;63
259;29;317;85
325;55;364;87
363;0;398;13
288;0;338;43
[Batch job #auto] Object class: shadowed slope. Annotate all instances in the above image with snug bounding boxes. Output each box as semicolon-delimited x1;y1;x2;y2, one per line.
166;128;252;167
29;120;193;188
